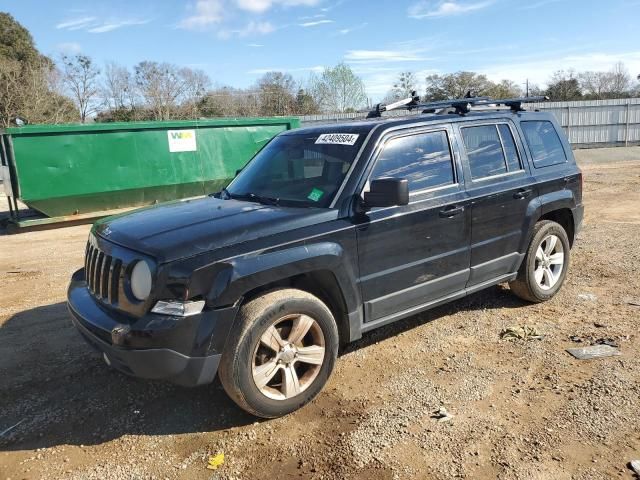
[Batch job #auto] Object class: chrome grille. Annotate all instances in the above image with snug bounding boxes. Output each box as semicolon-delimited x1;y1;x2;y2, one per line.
85;238;122;305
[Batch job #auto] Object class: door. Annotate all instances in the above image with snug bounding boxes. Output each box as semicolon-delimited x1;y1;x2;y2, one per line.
457;121;536;287
355;127;471;324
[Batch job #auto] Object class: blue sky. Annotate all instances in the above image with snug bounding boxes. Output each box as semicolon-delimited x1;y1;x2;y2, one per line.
5;0;640;100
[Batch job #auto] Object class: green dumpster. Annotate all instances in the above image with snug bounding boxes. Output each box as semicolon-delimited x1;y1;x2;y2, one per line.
0;117;299;229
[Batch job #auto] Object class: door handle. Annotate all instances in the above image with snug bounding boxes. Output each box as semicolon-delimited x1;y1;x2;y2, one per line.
513;188;532;199
439;205;464;218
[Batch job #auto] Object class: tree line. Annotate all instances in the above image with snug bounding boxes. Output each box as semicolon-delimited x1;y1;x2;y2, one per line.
2;12;640;127
385;66;640;103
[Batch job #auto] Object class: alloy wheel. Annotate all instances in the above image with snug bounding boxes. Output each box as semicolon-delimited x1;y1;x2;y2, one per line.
534;234;565;290
252;314;325;400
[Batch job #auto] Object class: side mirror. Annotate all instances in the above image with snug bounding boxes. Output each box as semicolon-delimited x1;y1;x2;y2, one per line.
363;178;409;208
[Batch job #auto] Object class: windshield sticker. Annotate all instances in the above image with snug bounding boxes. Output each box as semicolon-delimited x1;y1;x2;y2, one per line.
307;188;325;202
315;133;359;146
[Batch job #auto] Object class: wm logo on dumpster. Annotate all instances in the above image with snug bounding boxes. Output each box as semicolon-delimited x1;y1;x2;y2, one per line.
170;131;194;140
167;129;197;153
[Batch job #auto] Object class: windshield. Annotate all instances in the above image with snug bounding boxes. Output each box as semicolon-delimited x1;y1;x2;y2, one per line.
225;131;366;208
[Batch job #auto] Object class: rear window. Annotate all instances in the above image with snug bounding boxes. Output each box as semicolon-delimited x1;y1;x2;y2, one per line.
520;120;567;168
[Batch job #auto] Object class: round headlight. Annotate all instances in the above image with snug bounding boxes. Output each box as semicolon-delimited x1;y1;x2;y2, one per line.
130;260;152;301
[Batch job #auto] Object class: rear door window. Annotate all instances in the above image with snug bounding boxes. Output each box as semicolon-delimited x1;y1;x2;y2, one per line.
371;130;455;192
520;120;567;168
461;123;524;180
497;124;521;172
461;125;506;179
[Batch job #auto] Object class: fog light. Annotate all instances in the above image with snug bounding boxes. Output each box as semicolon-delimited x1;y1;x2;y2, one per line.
151;300;205;317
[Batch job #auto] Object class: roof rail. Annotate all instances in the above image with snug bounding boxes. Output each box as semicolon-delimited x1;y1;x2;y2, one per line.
366;95;549;118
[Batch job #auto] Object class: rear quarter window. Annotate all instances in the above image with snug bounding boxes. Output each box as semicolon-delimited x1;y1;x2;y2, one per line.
520;120;567;168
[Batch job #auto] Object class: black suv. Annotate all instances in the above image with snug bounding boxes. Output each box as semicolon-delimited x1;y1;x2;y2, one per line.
68;97;583;418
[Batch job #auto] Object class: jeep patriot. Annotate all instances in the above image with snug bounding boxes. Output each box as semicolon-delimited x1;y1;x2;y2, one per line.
68;97;584;417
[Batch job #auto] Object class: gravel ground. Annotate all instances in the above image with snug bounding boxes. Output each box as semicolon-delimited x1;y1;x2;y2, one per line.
1;147;639;480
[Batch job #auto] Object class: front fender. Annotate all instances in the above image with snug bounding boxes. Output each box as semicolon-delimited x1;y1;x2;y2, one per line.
207;241;360;312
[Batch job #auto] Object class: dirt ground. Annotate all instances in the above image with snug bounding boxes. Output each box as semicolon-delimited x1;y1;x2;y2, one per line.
1;147;639;480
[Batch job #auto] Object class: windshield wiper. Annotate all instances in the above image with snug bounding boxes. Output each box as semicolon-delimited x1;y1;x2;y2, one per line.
228;192;280;206
210;187;232;199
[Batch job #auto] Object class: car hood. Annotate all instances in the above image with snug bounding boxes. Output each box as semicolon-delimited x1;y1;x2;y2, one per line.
94;197;334;263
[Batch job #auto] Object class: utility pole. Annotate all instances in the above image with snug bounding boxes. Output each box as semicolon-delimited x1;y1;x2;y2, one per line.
524;79;529;97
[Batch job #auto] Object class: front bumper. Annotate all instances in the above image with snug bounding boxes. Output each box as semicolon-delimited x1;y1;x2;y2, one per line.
67;269;238;387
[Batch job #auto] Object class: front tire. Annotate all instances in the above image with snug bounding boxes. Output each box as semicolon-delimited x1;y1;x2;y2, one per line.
509;220;571;303
218;288;339;418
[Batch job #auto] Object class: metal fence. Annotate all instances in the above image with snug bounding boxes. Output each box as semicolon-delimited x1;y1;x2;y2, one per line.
299;98;640;148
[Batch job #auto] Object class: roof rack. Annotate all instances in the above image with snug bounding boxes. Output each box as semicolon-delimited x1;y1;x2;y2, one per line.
366;94;549;118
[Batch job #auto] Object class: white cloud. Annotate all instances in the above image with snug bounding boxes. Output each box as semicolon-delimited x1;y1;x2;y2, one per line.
299;19;334;27
248;65;324;74
55;42;82;54
299;13;326;19
335;22;367;35
235;0;321;13
218;21;275;38
179;0;224;30
88;19;150;33
520;0;564;9
56;16;97;30
247;43;265;47
408;1;494;19
179;0;320;32
345;49;426;63
56;15;150;33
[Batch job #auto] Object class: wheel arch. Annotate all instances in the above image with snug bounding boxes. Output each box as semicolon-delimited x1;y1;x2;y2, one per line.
538;208;575;247
207;242;362;347
238;270;352;346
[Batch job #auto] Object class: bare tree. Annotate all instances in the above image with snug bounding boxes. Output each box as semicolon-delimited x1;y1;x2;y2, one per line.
60;54;101;122
134;61;187;120
578;63;632;99
392;72;417;100
178;67;211;118
255;71;297;116
133;61;212;120
103;62;136;111
608;62;632;97
311;63;367;113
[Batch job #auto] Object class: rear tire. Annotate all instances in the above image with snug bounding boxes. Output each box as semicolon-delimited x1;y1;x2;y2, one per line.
509;220;570;303
218;288;339;418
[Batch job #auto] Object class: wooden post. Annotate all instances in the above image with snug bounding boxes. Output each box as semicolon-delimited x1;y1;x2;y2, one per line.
625;101;630;147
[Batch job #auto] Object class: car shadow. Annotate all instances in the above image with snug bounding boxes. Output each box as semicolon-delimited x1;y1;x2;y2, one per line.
0;284;527;451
